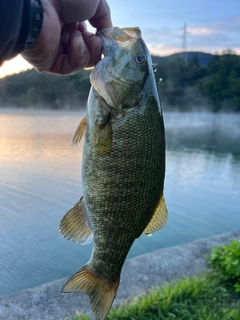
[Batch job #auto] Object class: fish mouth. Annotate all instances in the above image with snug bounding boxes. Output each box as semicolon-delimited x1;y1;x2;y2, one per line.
97;27;142;56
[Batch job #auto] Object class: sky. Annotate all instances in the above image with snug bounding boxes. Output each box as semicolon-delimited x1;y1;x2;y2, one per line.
0;0;239;78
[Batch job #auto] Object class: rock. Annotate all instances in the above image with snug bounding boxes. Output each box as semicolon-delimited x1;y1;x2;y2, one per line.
0;230;240;320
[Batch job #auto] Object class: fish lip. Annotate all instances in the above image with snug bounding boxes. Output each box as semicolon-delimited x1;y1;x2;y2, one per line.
97;28;114;56
97;28;114;43
97;28;113;37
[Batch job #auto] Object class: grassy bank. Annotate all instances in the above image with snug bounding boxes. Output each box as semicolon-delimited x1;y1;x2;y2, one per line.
72;240;240;320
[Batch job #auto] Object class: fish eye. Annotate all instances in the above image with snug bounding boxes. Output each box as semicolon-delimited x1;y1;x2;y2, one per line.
135;54;146;65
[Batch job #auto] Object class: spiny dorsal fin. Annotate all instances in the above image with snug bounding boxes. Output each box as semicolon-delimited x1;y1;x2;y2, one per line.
59;197;92;245
93;122;112;154
62;265;119;320
71;115;86;147
143;195;168;235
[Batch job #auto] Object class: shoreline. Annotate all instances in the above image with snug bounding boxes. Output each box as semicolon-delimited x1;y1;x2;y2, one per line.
0;230;240;320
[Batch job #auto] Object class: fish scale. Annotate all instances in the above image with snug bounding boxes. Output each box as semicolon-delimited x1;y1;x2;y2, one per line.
83;95;165;285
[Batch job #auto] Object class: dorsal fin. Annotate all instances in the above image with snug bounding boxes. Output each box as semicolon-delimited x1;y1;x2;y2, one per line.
59;197;93;245
71;115;86;147
143;195;168;235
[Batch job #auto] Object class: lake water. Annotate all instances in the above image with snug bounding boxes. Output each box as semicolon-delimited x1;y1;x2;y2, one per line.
0;109;240;296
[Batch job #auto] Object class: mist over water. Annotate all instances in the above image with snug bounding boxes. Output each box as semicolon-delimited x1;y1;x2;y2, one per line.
0;110;240;296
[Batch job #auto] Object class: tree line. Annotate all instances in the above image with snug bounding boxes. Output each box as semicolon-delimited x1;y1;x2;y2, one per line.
153;50;240;112
0;51;240;112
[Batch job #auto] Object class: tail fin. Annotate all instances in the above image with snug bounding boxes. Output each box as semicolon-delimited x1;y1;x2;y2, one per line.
62;265;120;320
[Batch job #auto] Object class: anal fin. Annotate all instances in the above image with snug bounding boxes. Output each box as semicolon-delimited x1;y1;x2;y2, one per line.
59;197;92;245
62;265;119;320
143;195;168;235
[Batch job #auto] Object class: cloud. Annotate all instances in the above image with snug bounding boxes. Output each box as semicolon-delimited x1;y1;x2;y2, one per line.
233;48;240;54
188;26;216;36
144;27;181;44
148;44;182;56
143;20;240;56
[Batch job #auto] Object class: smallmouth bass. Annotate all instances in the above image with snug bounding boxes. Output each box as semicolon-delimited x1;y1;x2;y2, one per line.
59;26;168;320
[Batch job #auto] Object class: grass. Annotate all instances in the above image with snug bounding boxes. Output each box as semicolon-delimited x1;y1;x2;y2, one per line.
72;240;240;320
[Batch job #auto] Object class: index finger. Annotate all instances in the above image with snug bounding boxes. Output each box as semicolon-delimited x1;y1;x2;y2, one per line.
89;0;112;30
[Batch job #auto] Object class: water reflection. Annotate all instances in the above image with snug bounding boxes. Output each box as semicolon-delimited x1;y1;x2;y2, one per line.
0;110;239;296
165;112;240;156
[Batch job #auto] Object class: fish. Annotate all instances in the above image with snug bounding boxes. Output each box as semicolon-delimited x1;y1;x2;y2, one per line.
59;26;168;320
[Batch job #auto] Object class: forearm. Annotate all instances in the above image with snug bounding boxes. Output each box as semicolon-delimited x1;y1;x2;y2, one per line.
0;0;43;65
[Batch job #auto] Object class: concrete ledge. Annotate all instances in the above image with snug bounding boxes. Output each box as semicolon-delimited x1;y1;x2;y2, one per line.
0;230;240;320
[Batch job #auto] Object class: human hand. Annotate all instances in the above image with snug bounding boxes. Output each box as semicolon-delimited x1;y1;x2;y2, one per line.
21;0;112;75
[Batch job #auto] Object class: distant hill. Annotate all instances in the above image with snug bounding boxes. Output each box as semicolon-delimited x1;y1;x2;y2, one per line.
0;51;239;112
152;51;213;67
169;52;213;67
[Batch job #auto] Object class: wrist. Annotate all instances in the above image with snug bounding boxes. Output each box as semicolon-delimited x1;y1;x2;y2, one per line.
24;0;44;49
21;0;61;72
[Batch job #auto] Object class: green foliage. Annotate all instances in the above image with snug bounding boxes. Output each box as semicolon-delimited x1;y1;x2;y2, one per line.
153;51;240;112
1;52;240;111
208;240;240;292
195;53;240;112
73;275;240;320
0;68;91;109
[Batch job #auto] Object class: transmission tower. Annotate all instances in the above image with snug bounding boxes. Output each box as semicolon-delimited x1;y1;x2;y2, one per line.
181;22;188;65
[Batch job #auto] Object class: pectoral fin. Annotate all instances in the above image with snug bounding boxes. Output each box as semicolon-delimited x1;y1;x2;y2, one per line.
91;92;113;154
93;121;112;154
71;115;86;147
59;197;92;245
143;195;168;235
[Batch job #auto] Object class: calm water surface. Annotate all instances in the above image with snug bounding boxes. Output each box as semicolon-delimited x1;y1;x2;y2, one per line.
0;110;240;296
